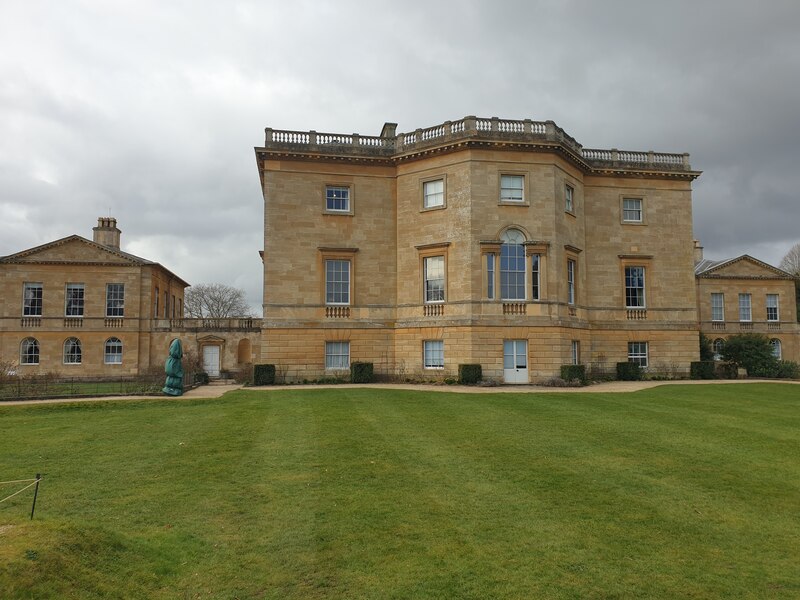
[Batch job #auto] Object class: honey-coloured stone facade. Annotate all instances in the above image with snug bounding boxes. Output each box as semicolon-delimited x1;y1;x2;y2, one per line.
255;115;719;382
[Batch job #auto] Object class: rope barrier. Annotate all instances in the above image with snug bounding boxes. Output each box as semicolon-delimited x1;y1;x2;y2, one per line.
0;480;38;504
0;478;38;485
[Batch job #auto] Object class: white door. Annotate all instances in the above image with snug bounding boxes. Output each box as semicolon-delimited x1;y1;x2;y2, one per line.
203;345;220;378
503;340;528;384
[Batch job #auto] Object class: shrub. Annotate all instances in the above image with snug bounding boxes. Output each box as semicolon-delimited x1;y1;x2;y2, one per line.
560;364;587;385
193;372;210;385
699;333;715;362
774;360;800;379
458;364;482;385
234;363;254;385
616;362;643;381
720;334;779;377
350;362;374;383
253;364;276;385
715;362;739;379
690;361;716;380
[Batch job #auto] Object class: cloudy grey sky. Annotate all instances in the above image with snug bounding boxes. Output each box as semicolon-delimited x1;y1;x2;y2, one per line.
2;0;798;312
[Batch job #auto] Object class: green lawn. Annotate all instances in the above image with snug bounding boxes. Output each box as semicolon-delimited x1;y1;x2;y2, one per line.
1;384;798;599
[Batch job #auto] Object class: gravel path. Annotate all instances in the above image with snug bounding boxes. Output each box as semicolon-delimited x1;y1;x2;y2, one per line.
1;378;795;407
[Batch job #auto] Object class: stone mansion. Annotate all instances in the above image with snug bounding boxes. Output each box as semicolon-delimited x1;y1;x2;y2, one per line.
1;116;797;382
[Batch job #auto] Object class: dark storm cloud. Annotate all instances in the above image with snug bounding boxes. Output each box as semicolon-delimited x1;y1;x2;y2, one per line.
1;0;799;313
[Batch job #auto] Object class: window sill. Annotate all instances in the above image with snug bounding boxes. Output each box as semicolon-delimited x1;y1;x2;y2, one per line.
323;210;354;216
498;200;529;207
421;204;446;213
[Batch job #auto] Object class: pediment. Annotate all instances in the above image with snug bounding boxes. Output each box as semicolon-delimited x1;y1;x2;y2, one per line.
0;236;143;266
699;255;792;279
197;335;226;344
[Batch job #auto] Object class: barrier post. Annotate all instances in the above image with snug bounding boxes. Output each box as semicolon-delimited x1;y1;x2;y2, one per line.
30;474;41;520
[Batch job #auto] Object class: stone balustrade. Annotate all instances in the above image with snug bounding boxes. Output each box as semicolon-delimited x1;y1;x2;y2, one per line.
262;115;692;171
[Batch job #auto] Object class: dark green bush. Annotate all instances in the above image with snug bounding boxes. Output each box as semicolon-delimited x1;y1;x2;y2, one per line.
350;362;374;383
193;372;210;385
560;364;587;385
720;334;779;377
253;364;276;385
699;333;715;362
458;364;482;385
774;361;800;379
616;362;643;381
715;362;739;379
690;361;716;380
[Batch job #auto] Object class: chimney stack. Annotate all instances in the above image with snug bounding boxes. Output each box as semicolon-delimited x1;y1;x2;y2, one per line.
93;217;121;249
693;239;704;264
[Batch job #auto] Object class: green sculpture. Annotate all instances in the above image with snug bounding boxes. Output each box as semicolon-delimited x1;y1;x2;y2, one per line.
163;338;184;396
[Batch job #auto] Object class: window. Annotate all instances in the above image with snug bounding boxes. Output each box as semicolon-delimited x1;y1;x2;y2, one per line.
738;293;751;322
172;295;176;319
325;260;350;305
622;198;643;223
104;337;123;364
565;184;574;213
711;293;724;321
325;341;349;369
106;284;125;317
326;186;350;212
766;294;779;321
531;254;540;301
164;291;169;318
567;259;576;305
571;340;580;365
628;341;648;368
65;284;85;317
625;266;646;308
500;175;524;203
20;338;39;365
178;298;183;318
63;337;82;364
500;229;526;300
770;338;782;360
154;286;159;318
423;340;444;369
712;338;724;361
423;179;444;209
23;283;43;316
424;256;445;303
487;254;495;300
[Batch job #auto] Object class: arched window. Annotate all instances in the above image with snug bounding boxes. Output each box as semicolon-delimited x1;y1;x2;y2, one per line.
712;338;724;361
105;337;123;364
500;229;526;301
770;338;782;360
20;338;39;365
64;337;82;364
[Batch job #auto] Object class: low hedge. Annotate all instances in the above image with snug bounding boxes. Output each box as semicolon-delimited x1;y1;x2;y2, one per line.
616;362;643;381
715;362;739;380
458;364;482;385
193;372;210;385
253;364;276;385
560;364;587;385
690;361;716;380
350;362;374;383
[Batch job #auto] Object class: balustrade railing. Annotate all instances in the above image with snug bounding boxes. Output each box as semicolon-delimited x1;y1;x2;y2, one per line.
503;303;526;315
263;116;691;170
423;304;444;317
626;309;647;320
325;306;350;319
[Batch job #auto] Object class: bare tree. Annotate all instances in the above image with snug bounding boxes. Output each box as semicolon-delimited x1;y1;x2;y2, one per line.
184;283;253;318
779;242;800;275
